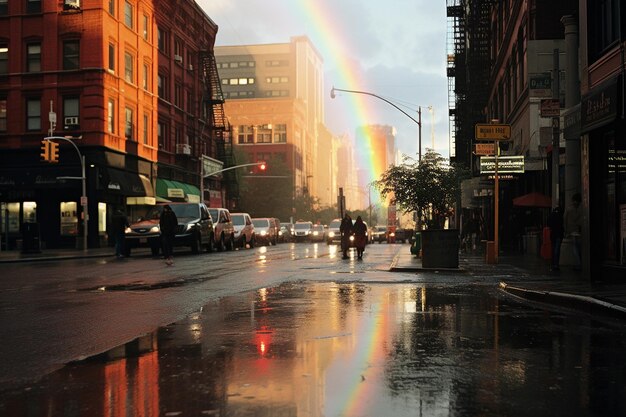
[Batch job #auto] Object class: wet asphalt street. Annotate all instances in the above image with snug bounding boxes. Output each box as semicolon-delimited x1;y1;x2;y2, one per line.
0;242;625;416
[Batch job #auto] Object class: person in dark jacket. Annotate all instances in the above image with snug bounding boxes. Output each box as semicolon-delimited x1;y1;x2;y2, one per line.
547;206;564;272
112;209;129;258
339;213;353;259
160;205;178;265
353;216;368;259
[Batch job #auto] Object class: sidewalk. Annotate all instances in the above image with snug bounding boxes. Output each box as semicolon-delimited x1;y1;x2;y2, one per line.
2;245;626;321
390;248;626;321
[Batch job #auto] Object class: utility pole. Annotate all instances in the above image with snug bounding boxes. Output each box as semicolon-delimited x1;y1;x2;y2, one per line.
552;49;560;209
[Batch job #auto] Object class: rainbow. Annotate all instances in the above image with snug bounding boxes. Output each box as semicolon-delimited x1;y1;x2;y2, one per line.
287;1;387;204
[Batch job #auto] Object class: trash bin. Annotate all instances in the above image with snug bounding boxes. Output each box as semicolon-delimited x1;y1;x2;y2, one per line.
21;222;41;253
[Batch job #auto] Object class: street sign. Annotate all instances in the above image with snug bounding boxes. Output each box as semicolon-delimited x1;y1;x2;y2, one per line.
475;123;511;141
474;143;496;155
529;73;552;97
540;99;561;117
479;156;525;174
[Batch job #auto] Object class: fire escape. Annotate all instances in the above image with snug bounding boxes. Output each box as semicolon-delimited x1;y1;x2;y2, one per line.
199;52;238;206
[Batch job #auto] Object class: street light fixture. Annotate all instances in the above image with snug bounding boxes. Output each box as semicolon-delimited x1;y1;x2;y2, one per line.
330;86;424;161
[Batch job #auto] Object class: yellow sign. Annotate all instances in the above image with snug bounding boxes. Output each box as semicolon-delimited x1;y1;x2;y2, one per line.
474;143;496;155
475;123;511;141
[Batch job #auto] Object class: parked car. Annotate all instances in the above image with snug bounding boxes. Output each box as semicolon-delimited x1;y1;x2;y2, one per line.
252;217;278;245
279;222;294;242
293;221;314;242
124;202;214;256
208;208;236;251
371;225;388;243
310;224;326;242
326;218;342;244
231;212;255;248
388;227;408;243
271;218;282;244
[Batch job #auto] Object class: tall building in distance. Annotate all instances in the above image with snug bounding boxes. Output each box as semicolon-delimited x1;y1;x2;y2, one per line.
215;36;332;218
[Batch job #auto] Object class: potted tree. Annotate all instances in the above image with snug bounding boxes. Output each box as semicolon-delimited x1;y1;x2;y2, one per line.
374;150;468;268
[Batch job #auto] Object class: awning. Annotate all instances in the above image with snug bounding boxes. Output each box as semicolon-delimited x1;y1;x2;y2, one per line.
513;192;551;208
102;169;154;197
156;179;200;203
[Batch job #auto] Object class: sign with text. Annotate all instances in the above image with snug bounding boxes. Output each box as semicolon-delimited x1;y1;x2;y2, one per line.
474;143;496;155
540;99;561;117
475;124;511;141
480;156;525;174
529;73;552;97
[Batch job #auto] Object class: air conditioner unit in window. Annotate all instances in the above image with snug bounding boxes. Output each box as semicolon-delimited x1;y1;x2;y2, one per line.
64;0;80;10
176;143;191;155
174;55;183;64
64;116;79;126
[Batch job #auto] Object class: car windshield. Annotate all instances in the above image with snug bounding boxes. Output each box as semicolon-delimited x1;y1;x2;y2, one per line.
376;226;387;232
231;215;246;226
295;223;311;230
313;225;324;231
329;220;341;229
143;205;164;220
170;204;199;220
252;219;269;228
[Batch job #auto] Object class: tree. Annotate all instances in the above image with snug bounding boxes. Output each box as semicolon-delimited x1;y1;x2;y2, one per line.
374;149;468;229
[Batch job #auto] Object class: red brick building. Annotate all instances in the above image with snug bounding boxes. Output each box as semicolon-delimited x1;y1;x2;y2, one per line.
0;0;227;249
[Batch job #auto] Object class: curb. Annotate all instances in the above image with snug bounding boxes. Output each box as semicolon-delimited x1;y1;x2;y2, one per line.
499;282;626;320
389;252;466;273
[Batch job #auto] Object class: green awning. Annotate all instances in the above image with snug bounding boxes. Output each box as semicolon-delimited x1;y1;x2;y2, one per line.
156;179;200;202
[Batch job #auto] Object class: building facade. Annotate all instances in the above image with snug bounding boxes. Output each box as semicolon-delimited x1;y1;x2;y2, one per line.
0;0;225;249
215;37;329;218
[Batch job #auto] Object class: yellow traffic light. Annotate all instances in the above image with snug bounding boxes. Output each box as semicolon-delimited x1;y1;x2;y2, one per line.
40;140;50;162
50;141;59;163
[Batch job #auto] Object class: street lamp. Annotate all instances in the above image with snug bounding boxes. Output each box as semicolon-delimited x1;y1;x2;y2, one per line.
44;136;87;251
330;86;424;161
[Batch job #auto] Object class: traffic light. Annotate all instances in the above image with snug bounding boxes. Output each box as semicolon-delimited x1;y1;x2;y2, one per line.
49;141;59;163
258;161;266;171
40;140;51;162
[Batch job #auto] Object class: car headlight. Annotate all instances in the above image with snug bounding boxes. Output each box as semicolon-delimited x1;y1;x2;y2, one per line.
260;230;267;236
349;235;355;241
306;230;311;235
328;231;335;237
313;231;319;236
389;232;395;237
124;227;132;234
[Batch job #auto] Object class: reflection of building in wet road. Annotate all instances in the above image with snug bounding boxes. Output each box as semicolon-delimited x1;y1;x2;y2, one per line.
1;283;625;416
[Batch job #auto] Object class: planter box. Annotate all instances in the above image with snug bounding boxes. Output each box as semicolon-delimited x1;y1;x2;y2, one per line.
421;229;459;268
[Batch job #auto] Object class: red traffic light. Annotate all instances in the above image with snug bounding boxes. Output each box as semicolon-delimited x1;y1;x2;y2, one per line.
258;161;266;171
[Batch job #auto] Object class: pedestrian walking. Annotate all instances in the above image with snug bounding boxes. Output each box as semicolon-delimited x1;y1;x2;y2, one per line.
160;204;178;266
339;213;353;259
564;193;582;270
547;206;564;272
112;208;129;258
353;216;367;259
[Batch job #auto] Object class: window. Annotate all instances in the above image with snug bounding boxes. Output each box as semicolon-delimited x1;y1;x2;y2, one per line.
158;120;166;149
237;125;253;144
63;40;80;70
63;97;79;130
108;43;115;72
124;52;134;83
26;98;41;131
63;0;80;10
0;98;6;131
108;0;114;15
266;76;288;84
143;113;149;144
174;83;182;108
0;0;7;15
158;74;168;100
124;1;134;29
27;0;41;14
273;124;287;143
174;40;182;62
588;0;622;62
157;27;169;54
142;63;149;90
226;77;255;85
107;99;115;133
27;43;41;72
125;106;134;140
0;45;7;75
142;14;149;40
257;125;272;143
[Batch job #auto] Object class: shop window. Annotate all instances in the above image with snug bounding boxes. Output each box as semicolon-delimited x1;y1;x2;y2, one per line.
98;203;107;235
23;202;37;223
0;44;7;74
0;202;20;233
60;201;78;236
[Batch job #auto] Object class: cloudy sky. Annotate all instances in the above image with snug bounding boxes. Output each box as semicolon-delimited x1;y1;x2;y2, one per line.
198;0;450;161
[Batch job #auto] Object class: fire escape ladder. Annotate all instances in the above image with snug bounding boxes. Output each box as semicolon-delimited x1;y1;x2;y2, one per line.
200;51;239;204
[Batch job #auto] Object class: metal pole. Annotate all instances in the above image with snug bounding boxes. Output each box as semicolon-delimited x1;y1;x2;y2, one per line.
81;155;87;252
552;48;560;209
494;141;499;264
418;106;422;161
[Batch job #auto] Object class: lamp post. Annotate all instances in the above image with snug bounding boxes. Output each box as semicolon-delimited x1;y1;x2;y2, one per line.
330;86;423;161
44;136;87;251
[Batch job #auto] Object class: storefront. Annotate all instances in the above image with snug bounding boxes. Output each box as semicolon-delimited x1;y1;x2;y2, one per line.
580;75;626;282
156;179;201;203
